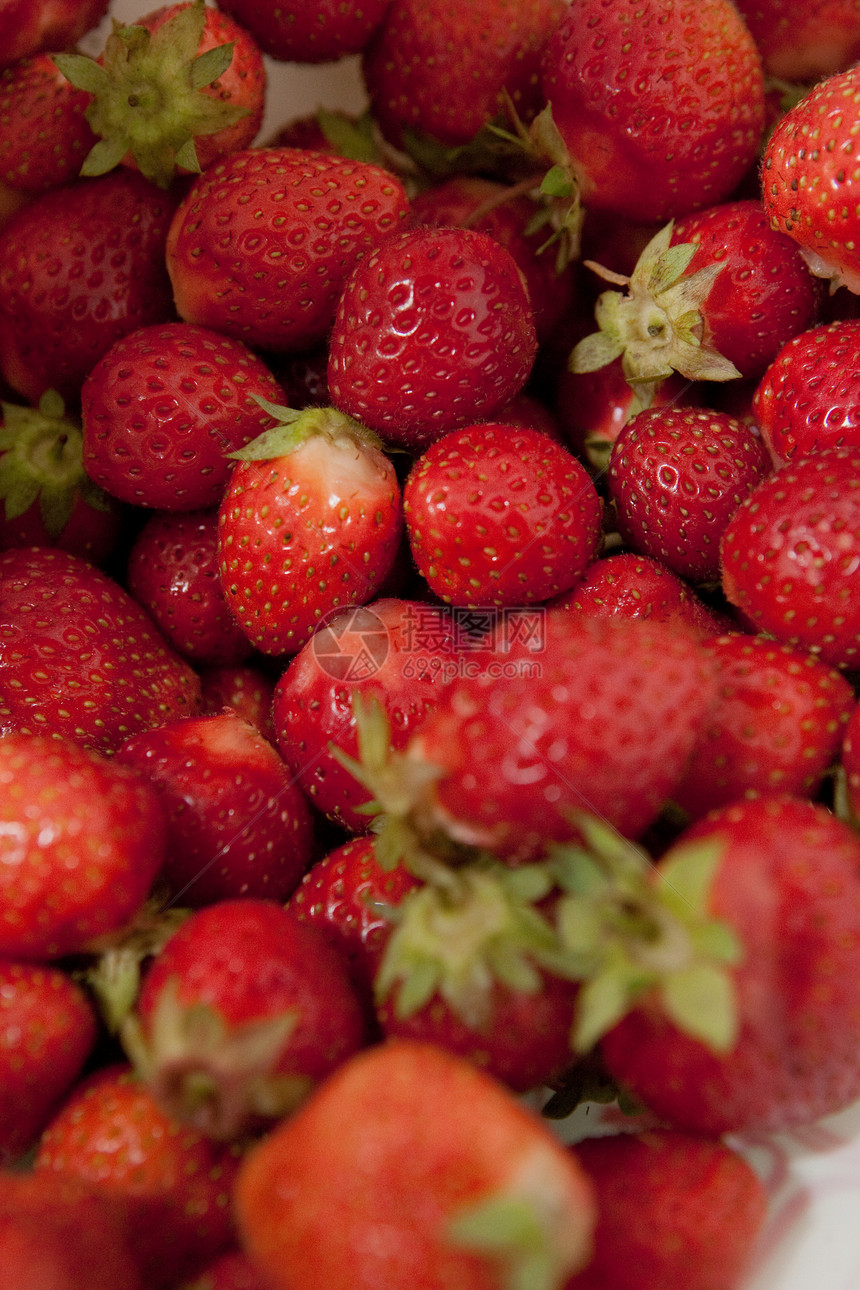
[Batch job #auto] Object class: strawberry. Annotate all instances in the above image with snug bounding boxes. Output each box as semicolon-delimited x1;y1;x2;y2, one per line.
126;510;254;666
841;700;860;823
327;225;539;451
402;423;603;607
362;0;565;150
607;406;773;584
0;167;178;404
217;0;394;64
166;146;410;353
0;960;98;1164
53;0;265;189
0;545;202;752
0;0;110;67
115;710;314;908
762;63;860;293
122;899;367;1140
198;661;277;741
81;321;290;512
564;1129;769;1290
673;634;856;818
735;0;860;83
272;597;454;831
600;795;860;1135
35;1063;244;1288
234;1039;597;1290
537;0;766;224
0;51;97;192
181;1251;272;1290
217;404;404;657
720;444;860;668
0;732;168;960
751;317;860;465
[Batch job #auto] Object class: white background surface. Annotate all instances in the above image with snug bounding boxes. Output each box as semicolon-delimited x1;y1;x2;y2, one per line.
79;4;860;1286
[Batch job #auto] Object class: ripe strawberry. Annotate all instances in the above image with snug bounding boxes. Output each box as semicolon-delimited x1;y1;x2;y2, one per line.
403;423;603;607
362;0;565;149
327;225;538;451
720;444;860;668
115;710;313;908
126;510;254;666
197;661;277;741
181;1251;272;1290
81;321;289;512
673;634;856;818
234;1039;597;1290
54;0;265;189
0;960;98;1164
0;168;178;404
564;1130;768;1290
841;700;860;823
217;404;404;656
0;732;168;960
0;389;123;564
0;545;202;752
123;899;366;1140
0;51;96;192
752;317;860;465
600;795;860;1135
0;0;109;67
35;1063;244;1288
734;0;860;80
217;0;393;64
272;597;454;831
607;406;772;584
538;0;765;223
166;146;410;353
762;63;860;293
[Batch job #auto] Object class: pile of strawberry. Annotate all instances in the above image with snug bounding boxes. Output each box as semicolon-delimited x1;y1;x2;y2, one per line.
1;0;860;1286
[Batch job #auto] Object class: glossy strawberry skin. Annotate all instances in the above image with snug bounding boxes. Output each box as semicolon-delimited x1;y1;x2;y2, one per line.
608;407;772;584
601;796;860;1135
217;0;393;63
166;148;410;353
403;423;603;607
541;0;766;221
81;322;289;512
720;445;860;668
0;546;202;753
752;318;860;465
0;169;178;404
327;226;538;451
197;661;276;741
0;732;168;960
0;52;96;192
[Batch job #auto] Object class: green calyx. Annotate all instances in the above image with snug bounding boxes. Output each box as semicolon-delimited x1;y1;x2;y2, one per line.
53;0;249;189
0;390;113;538
569;219;741;408
448;1190;585;1290
229;399;385;462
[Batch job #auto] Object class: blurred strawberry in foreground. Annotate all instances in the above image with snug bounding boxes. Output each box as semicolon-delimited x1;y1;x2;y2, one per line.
0;0;109;67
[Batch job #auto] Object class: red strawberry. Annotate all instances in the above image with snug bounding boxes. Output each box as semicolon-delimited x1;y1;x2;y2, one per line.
0;732;167;960
35;1063;244;1288
600;795;860;1135
53;0;265;189
81;321;290;512
126;510;254;667
272;597;454;831
181;1251;272;1290
198;661;277;742
607;406;772;584
403;423;603;607
0;51;96;192
564;1130;768;1290
0;545;202;753
327;225;539;451
217;404;404;656
674;634;856;818
538;0;765;223
762;63;860;293
0;960;98;1164
0;168;178;404
115;710;313;908
123;899;366;1140
842;700;860;824
0;0;109;67
166;147;410;353
752;317;860;465
234;1039;597;1290
720;444;860;668
362;0;565;150
734;0;860;80
217;0;393;64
